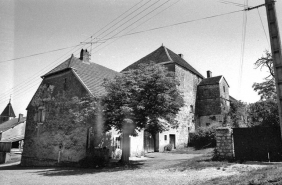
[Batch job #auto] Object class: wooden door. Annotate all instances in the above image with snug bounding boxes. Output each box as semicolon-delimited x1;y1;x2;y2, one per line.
169;134;176;149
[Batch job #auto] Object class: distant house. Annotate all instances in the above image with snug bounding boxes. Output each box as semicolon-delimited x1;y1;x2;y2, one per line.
0;101;26;164
0;100;16;124
0;114;26;149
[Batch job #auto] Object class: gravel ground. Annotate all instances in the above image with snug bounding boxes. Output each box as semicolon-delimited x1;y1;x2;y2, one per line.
0;152;274;185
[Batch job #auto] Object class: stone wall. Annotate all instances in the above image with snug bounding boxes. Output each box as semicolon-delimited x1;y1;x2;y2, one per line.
174;64;202;144
215;127;234;159
21;70;108;166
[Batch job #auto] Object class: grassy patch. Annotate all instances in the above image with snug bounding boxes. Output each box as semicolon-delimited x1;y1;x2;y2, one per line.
165;148;232;171
166;147;214;155
203;164;282;185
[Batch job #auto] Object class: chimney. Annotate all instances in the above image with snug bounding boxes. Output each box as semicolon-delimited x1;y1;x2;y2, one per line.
18;114;23;122
207;70;212;78
178;54;184;58
80;49;90;64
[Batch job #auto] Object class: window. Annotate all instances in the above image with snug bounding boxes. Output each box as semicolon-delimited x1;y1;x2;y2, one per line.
190;105;194;113
206;123;210;126
223;86;225;92
36;107;45;123
164;135;167;140
64;78;67;90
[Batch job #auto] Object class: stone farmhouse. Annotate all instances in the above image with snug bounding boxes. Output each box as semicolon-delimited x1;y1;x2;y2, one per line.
21;46;231;166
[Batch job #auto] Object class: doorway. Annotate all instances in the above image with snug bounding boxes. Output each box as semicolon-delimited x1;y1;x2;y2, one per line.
169;134;176;149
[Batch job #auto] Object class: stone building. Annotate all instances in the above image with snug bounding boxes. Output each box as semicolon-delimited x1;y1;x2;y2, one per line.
196;71;230;128
21;49;119;166
122;45;204;153
21;46;232;166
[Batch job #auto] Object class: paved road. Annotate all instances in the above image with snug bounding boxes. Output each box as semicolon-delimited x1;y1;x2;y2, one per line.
0;153;204;185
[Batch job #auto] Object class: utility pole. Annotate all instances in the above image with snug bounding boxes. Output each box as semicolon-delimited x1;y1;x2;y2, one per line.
264;0;282;137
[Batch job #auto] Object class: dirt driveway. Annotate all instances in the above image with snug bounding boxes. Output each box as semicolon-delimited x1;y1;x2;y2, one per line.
0;151;274;185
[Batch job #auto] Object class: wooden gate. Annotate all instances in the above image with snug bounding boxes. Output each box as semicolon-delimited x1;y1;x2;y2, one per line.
144;131;154;153
233;127;282;162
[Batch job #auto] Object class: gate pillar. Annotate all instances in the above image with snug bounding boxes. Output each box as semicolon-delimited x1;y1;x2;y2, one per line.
215;127;234;159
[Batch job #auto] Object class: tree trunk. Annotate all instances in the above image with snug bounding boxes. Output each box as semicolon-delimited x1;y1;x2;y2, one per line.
121;132;130;164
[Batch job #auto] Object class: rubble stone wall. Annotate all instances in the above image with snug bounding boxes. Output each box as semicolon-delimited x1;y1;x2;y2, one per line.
215;127;234;159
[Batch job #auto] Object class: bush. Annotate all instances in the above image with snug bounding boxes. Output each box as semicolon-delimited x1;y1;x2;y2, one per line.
79;155;108;168
189;125;217;149
164;144;173;151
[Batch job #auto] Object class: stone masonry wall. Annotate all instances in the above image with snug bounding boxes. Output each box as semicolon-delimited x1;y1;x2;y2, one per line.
215;127;234;159
174;65;202;146
22;70;94;166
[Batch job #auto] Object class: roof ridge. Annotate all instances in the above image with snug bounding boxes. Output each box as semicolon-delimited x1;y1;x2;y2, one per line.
163;46;173;62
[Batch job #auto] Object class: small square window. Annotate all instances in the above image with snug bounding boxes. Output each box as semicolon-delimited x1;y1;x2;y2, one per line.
190;105;194;113
37;108;45;123
206;123;210;127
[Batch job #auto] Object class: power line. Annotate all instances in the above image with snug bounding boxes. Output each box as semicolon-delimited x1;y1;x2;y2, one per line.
96;9;244;43
86;0;162;53
93;0;181;53
218;0;248;8
0;0;156;103
90;0;172;53
0;0;167;103
257;8;270;49
0;44;82;64
238;0;248;97
3;8;244;104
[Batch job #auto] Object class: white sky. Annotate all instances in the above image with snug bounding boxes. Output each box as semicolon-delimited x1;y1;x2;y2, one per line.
0;0;281;117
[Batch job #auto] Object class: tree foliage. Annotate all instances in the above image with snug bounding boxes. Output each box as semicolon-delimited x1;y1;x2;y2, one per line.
189;125;217;149
248;99;279;128
102;62;184;135
252;50;276;100
228;100;247;128
250;51;280;128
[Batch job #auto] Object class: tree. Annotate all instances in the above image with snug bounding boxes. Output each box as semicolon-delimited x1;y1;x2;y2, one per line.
102;62;184;163
248;99;279;128
250;51;279;128
252;50;276;100
228;100;247;128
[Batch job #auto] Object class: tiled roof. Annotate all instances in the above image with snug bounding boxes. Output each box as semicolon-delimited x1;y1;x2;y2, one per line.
42;55;119;96
1;102;16;118
198;76;223;86
0;117;26;133
122;46;204;78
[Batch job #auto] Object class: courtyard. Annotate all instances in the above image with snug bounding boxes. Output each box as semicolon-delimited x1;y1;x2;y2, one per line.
1;148;282;185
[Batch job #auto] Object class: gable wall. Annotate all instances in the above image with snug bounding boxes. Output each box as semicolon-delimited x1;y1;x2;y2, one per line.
196;78;230;128
196;84;221;117
21;70;93;166
172;64;201;148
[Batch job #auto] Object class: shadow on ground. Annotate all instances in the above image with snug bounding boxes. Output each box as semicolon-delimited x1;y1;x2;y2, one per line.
0;160;145;176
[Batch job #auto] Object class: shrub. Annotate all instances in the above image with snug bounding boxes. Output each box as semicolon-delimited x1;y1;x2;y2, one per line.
189;125;217;149
79;155;108;168
164;144;173;151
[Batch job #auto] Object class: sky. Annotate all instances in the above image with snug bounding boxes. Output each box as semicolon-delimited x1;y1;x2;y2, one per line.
0;0;281;117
